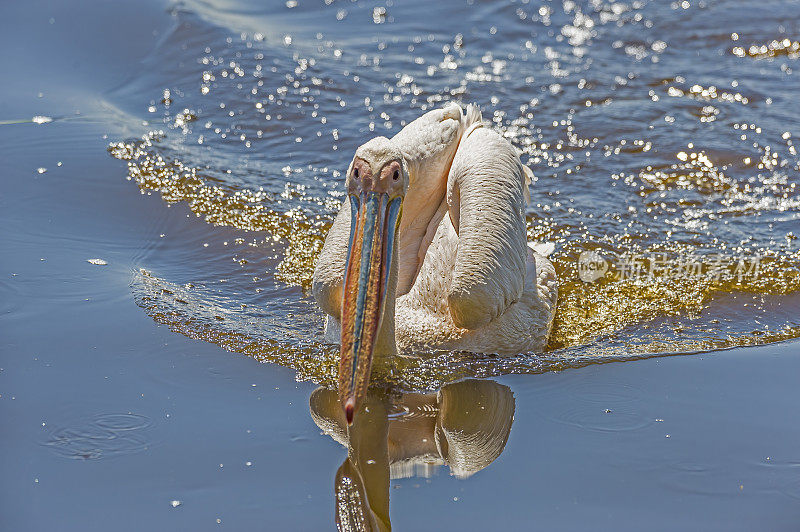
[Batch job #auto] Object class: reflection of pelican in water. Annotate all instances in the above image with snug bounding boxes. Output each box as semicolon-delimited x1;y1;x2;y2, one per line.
313;103;558;422
309;379;515;531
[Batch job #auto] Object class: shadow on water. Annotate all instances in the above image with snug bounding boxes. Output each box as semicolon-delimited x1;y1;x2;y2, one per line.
309;379;515;531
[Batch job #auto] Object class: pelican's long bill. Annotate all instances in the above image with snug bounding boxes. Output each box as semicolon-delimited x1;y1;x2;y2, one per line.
339;192;402;424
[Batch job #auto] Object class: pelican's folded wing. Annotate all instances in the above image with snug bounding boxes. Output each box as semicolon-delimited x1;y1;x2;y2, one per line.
446;123;529;330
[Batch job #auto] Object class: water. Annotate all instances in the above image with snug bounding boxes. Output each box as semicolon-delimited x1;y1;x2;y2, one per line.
2;0;800;529
109;0;800;370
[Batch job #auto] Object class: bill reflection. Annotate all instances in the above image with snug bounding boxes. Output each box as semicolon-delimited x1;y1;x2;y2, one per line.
309;379;515;531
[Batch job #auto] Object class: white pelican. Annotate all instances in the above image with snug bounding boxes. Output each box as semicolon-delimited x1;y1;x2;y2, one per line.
312;103;558;422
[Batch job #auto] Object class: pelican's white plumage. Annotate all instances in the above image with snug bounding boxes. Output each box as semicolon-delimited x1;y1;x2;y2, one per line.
313;102;557;357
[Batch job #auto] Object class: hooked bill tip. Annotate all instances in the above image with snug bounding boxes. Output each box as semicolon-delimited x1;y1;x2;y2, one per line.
344;399;355;424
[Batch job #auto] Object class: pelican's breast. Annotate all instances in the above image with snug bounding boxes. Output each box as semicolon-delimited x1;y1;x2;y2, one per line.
395;209;460;352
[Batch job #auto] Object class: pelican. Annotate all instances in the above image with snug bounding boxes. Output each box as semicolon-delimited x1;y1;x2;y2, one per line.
312;102;558;423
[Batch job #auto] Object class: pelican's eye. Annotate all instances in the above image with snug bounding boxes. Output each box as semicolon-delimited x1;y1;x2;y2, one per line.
354;168;359;178
392;170;399;181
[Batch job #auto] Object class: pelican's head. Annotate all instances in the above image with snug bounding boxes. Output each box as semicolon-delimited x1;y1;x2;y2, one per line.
339;137;407;424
